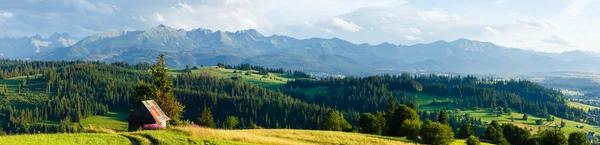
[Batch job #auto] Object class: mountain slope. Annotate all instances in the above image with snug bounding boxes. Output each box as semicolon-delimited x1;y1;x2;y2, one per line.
0;33;77;58
31;25;600;75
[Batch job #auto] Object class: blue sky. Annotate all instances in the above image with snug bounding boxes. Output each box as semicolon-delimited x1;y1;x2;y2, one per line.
0;0;598;53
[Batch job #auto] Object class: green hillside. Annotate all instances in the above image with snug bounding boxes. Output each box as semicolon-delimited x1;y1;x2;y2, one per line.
0;127;419;145
0;126;498;145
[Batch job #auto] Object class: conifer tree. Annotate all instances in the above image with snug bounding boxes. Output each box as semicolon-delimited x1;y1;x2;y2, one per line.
198;106;215;128
438;109;448;125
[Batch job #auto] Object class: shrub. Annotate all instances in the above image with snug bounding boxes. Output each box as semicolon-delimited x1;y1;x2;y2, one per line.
400;119;422;140
143;124;165;130
535;119;544;125
420;120;454;145
467;135;480;145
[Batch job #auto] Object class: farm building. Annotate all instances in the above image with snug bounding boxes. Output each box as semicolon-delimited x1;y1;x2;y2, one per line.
126;100;171;131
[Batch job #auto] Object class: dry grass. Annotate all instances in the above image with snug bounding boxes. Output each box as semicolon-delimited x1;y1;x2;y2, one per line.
175;127;416;145
82;125;117;134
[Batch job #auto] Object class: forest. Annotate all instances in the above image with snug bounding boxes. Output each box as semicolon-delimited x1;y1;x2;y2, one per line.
0;58;596;145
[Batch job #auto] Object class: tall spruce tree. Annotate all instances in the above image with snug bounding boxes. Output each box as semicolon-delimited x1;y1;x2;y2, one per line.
151;54;185;124
198;106;215;128
458;123;475;139
131;54;185;124
438;109;448;125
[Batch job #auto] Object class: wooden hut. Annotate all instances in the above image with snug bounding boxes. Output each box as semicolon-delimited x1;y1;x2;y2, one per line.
126;100;171;131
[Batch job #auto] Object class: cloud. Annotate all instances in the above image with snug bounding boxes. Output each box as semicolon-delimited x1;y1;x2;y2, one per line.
409;27;422;35
404;35;423;41
517;19;558;29
0;53;3;57
156;13;165;22
31;38;52;53
482;26;502;35
63;0;118;15
177;2;194;12
324;28;334;34
330;17;362;32
0;12;13;18
417;9;461;23
542;35;574;47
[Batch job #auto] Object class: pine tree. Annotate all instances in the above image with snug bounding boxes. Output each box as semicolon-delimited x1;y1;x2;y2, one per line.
384;95;396;135
198;106;215;128
438;109;448;125
458;123;475;139
150;54;185;124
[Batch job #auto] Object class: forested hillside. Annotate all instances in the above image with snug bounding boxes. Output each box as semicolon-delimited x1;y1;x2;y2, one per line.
0;59;598;145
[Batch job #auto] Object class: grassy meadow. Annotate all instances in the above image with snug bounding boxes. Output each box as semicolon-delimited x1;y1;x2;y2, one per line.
569;101;600;111
0;133;131;145
171;66;294;88
80;111;130;131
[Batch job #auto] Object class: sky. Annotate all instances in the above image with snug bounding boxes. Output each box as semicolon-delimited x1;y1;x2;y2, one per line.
0;0;598;53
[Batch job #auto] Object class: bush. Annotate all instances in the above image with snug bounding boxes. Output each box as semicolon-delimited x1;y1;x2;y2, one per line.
400;119;422;140
143;124;165;130
223;116;239;129
538;129;567;145
535;119;544;125
568;131;590;145
420;120;454;145
250;124;263;129
323;110;351;131
467;135;480;145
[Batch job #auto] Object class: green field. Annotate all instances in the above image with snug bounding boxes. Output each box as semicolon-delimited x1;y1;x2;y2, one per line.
0;127;442;145
456;109;600;135
569;101;600;111
404;92;454;111
0;74;44;95
80;111;130;131
0;133;130;145
171;66;296;88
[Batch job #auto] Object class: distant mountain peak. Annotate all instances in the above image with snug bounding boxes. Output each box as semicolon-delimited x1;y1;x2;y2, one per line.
156;24;167;28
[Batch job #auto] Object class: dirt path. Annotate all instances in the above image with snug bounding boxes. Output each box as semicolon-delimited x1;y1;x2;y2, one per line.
119;134;140;145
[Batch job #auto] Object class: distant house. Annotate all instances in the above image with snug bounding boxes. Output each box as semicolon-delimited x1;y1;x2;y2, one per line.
587;132;595;144
126;100;171;131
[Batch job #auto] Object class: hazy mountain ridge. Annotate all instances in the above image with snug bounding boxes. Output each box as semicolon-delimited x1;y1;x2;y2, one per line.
0;33;78;59
24;25;600;75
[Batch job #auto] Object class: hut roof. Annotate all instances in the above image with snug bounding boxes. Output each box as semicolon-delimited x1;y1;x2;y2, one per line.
126;100;171;123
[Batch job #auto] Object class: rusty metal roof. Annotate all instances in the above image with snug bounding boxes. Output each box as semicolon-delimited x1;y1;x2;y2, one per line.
126;100;171;123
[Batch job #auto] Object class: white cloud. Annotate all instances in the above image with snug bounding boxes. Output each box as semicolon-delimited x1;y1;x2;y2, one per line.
542;35;574;47
63;0;118;15
409;27;422;35
0;12;13;18
417;9;461;23
517;19;558;29
331;17;362;32
156;13;165;22
31;38;52;53
324;28;334;34
404;35;424;41
0;53;3;57
177;2;194;12
482;26;502;35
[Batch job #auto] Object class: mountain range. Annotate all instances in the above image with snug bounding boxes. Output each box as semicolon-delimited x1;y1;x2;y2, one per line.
2;24;600;76
0;33;77;59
